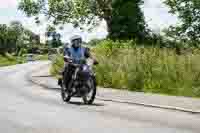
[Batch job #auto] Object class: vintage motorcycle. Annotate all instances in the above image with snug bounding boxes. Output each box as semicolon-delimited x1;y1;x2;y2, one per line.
59;55;98;104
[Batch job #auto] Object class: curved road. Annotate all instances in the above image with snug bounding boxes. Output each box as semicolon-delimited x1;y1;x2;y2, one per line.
0;61;200;133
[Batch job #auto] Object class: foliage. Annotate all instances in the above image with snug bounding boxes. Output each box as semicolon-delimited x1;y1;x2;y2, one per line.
18;48;28;56
50;54;64;78
18;0;109;27
18;0;148;40
0;24;15;54
0;21;42;55
87;39;104;46
110;0;148;40
164;0;200;45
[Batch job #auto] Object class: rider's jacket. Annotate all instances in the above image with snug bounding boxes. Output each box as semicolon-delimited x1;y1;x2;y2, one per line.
64;47;90;64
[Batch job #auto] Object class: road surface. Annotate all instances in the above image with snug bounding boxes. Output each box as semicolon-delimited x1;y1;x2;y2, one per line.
0;61;200;133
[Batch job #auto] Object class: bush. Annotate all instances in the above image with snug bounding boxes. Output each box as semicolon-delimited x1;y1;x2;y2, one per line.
50;54;64;78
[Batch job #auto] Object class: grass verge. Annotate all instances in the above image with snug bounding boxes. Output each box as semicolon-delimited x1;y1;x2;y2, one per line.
0;54;24;67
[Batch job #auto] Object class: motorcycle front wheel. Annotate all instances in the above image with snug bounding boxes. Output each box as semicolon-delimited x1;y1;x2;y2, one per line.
82;77;97;105
61;80;72;102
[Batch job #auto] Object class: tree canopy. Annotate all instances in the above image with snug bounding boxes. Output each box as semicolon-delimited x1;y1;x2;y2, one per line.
0;21;41;55
164;0;200;45
110;0;148;40
18;0;148;40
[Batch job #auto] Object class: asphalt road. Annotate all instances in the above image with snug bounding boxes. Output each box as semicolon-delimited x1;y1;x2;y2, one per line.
0;61;200;133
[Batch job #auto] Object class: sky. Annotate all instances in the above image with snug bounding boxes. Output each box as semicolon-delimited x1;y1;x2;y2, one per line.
0;0;178;42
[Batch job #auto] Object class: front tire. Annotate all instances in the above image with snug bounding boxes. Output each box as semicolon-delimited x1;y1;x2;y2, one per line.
61;81;71;102
82;77;97;105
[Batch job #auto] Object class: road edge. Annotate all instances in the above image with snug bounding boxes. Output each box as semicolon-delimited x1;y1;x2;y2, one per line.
27;64;200;114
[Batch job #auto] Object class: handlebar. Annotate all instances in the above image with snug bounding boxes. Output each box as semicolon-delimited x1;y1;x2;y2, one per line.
63;56;98;66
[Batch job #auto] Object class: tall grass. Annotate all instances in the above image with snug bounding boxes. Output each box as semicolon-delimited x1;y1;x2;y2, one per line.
93;40;200;97
51;40;200;97
50;54;64;78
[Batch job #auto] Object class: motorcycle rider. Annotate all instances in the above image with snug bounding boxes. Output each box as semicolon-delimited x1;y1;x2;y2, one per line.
64;35;91;63
58;35;94;87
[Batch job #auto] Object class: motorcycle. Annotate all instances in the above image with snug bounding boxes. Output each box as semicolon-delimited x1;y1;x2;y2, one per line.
59;55;98;104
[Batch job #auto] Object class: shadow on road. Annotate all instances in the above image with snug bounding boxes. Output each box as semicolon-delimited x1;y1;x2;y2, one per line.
32;75;53;77
68;101;105;107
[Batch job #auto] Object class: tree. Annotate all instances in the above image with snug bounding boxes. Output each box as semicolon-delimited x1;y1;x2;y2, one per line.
51;33;62;48
164;0;200;45
0;24;10;54
110;0;148;40
45;25;62;48
9;21;25;54
18;0;147;40
45;25;56;38
0;21;38;55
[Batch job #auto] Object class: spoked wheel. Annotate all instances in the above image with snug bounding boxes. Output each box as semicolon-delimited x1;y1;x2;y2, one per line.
82;77;96;105
61;80;72;102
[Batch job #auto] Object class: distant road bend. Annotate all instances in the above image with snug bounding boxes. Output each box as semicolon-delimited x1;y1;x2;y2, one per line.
0;61;200;133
